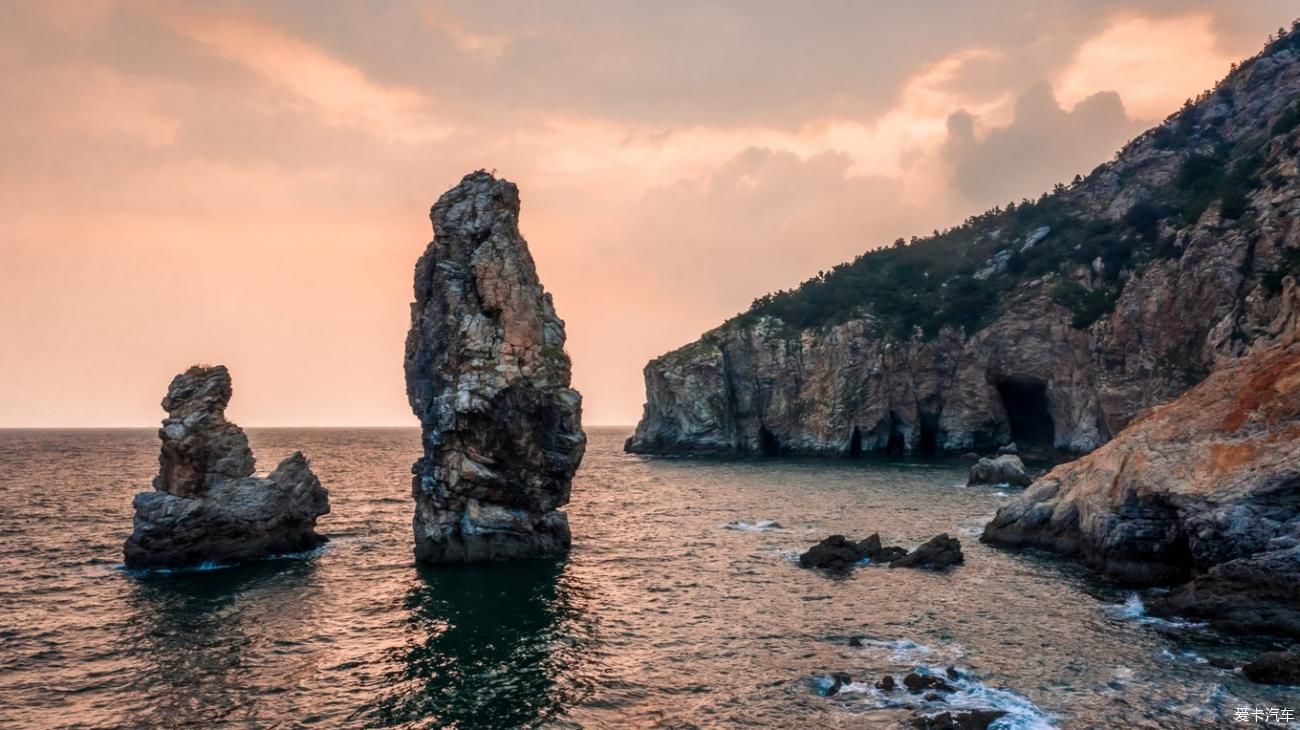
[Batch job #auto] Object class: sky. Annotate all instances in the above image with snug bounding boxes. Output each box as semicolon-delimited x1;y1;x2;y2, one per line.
1;1;1296;427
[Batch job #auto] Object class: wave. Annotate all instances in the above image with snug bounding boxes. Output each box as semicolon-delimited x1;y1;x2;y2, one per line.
1103;593;1208;630
115;544;328;576
723;519;785;531
818;664;1057;729
848;637;938;662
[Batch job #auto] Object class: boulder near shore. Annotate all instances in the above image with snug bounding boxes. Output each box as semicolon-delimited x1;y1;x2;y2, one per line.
967;454;1032;487
123;365;330;569
404;171;586;563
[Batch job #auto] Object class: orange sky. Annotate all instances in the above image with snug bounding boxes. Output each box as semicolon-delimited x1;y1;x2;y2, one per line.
1;1;1295;427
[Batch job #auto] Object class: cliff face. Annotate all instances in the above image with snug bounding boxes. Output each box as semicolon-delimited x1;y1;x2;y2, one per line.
124;366;330;569
982;321;1300;636
628;35;1300;457
404;171;586;563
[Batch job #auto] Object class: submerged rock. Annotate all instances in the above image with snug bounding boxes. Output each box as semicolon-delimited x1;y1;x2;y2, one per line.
967;454;1032;487
983;338;1300;635
911;709;1008;730
123;366;330;569
404;171;586;563
903;672;954;693
891;534;964;570
1242;651;1300;685
875;545;910;562
824;671;853;696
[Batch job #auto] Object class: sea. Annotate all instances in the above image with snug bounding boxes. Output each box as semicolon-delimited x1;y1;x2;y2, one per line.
1;427;1297;729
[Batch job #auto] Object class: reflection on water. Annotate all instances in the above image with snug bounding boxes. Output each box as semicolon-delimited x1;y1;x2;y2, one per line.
2;428;1298;728
365;559;596;729
122;558;324;728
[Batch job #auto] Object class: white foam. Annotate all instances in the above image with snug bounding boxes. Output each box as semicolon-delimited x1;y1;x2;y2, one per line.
116;544;327;576
771;548;803;563
1105;593;1146;619
825;665;1058;728
723;519;785;532
1103;593;1208;630
118;559;233;575
1156;648;1209;665
850;637;939;662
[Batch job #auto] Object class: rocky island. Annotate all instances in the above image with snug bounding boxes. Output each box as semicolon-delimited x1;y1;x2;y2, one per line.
627;32;1300;459
123;365;330;569
404;171;586;562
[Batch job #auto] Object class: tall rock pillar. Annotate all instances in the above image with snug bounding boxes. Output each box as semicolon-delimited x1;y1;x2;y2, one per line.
404;171;586;562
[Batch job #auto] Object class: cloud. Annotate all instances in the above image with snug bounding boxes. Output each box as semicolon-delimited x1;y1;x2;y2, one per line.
630;148;914;311
1054;12;1242;118
164;6;453;143
940;82;1144;209
2;1;1298;426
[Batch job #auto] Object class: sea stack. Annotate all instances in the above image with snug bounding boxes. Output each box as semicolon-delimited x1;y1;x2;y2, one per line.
123;365;330;569
404;171;586;562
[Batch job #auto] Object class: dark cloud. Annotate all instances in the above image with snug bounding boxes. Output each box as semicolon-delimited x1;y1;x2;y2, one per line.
242;0;1297;129
941;82;1143;208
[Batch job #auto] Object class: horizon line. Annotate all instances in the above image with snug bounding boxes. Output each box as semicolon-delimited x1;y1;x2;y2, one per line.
0;423;638;430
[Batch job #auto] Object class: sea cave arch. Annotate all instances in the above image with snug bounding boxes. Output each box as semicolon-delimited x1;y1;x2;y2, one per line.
995;377;1055;450
918;412;940;457
884;413;908;457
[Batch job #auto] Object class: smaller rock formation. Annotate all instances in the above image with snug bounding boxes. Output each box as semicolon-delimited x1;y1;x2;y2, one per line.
903;672;954;693
1242;651;1300;685
404;172;585;562
798;534;884;574
890;533;964;569
967;454;1032;487
983;338;1300;635
911;709;1008;730
875;675;896;691
123;366;330;569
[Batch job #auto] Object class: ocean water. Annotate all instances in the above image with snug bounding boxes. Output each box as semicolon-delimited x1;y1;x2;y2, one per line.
1;427;1297;729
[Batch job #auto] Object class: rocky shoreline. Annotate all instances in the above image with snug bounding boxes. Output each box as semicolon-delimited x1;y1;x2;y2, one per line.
982;334;1300;637
626;40;1300;460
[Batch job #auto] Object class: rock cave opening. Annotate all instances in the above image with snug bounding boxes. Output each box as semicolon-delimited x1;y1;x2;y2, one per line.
884;414;907;457
848;426;863;458
758;425;782;456
996;377;1055;450
919;414;940;457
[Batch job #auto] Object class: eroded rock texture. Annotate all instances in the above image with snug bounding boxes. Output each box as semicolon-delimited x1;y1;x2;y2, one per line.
967;454;1032;487
123;366;330;569
627;36;1300;458
982;336;1300;635
405;171;586;562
